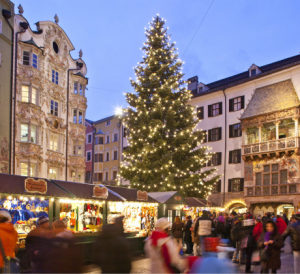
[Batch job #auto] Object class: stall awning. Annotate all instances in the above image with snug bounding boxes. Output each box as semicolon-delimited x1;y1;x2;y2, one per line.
105;185;158;203
0;174;73;198
185;197;220;208
52;180;123;202
148;191;187;205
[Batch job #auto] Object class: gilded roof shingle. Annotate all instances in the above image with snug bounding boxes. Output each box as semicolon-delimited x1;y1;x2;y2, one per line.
240;79;300;119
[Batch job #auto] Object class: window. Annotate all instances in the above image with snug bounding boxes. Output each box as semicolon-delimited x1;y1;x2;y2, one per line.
208;102;222;117
229;149;241;164
106;121;111;126
32;87;37;104
228;178;244;192
258;164;284;187
23;51;30;66
32;54;38;69
198;87;203;93
229;96;244;112
197;107;204;120
78;173;82;182
94;173;103;182
279;119;295;139
74;83;84;95
95;154;103;162
106;135;110;144
212;180;221;193
106;152;109;161
51;100;58;116
246;127;259;144
124;127;128;138
79;111;83;124
251;69;256;76
208;152;222;166
96;137;104;145
114;133;118;142
86;151;91;161
77;143;82;156
208;127;221;142
49;167;57;180
0;19;2;34
229;123;242;138
280;170;287;184
71;171;76;182
52;69;59;85
20;162;36;177
53;41;59;54
113;171;117;180
73;110;77;123
262;123;276;142
105;171;109;181
85;171;90;181
21;124;37;143
113;150;118;160
256;173;262;185
87;134;92;144
74;83;78;94
21;85;38;104
50;134;58;151
79;84;83;95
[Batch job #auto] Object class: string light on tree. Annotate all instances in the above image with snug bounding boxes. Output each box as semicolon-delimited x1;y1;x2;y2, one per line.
118;15;220;197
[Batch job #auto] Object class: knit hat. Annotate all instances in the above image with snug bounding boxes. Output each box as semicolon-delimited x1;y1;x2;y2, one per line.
156;217;169;230
37;216;49;226
0;210;12;222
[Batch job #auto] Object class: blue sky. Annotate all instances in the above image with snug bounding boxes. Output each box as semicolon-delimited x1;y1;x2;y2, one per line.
20;0;300;120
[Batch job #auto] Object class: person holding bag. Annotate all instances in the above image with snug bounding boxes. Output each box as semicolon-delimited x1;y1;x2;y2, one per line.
258;220;284;274
0;210;19;273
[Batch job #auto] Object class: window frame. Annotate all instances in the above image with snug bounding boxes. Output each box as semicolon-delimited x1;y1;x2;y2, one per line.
20;123;38;144
21;85;38;105
106;120;111;126
20;161;37;177
208;102;222;117
229;123;242;138
229;96;244;112
112;170;118;180
197;106;204;120
49;167;58;180
51;69;59;85
114;133;118;142
50;99;59;116
113;150;118;160
86;150;92;162
87;133;92;144
49;133;58;152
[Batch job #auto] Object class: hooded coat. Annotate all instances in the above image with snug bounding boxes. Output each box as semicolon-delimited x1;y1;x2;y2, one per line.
275;217;287;235
0;223;18;268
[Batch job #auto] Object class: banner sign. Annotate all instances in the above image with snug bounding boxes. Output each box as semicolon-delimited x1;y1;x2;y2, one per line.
25;178;47;194
174;196;182;201
93;186;108;199
137;190;148;201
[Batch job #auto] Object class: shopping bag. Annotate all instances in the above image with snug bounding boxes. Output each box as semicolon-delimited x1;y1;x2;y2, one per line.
252;250;260;262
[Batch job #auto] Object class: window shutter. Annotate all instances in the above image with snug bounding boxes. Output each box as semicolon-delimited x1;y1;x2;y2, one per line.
229;98;234;112
208;105;212;117
238;149;242;163
218;127;222;140
229;151;233;164
241;96;245;109
208;129;212;142
207;159;212;166
228;179;232;192
219;102;223;115
203;130;207;143
229;125;233;138
217;180;221;192
218;152;222;165
197;107;204;120
240;178;244;191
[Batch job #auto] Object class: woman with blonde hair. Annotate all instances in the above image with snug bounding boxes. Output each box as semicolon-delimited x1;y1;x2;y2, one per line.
172;216;184;252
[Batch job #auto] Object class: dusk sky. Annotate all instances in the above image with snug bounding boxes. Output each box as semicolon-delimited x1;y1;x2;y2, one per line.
20;0;300;121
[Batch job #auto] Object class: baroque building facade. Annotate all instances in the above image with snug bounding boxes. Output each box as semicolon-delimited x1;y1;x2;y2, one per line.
12;8;88;182
189;54;300;216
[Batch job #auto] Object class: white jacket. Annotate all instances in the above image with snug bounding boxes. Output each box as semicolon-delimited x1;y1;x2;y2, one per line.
144;235;186;273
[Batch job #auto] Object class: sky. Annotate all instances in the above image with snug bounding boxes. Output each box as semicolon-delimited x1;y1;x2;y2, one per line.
19;0;300;121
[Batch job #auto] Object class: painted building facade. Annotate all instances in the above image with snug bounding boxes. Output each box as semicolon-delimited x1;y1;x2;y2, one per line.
12;8;88;182
189;54;300;216
0;0;14;174
85;119;93;183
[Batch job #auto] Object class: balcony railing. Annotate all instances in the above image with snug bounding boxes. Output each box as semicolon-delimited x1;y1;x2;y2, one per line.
242;137;300;155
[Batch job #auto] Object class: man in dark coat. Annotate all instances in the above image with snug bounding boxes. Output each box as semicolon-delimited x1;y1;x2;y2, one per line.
184;216;193;254
93;223;131;273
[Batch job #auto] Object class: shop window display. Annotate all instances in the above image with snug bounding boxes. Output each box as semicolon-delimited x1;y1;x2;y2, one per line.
59;199;104;232
0;196;49;234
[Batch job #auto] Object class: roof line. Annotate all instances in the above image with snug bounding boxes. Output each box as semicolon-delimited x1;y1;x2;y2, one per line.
49;180;76;198
192;197;207;206
100;184;126;201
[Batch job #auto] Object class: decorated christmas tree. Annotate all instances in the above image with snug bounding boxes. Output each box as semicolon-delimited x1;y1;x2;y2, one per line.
119;15;220;197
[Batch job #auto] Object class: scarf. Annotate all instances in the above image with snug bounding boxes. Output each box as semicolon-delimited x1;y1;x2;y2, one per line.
264;232;272;249
150;230;168;247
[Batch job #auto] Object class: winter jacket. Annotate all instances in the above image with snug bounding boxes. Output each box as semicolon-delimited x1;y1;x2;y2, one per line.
194;215;213;236
275;217;287;235
93;224;131;273
0;223;18;268
184;219;192;243
282;220;300;251
258;232;284;270
172;222;184;239
253;222;263;242
231;221;242;242
144;230;186;273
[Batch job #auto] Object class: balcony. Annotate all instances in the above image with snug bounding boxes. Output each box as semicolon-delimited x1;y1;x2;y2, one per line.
242;137;300;157
68;155;85;169
46;150;65;167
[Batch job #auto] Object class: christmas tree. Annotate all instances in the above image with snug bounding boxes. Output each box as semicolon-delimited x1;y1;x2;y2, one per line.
120;15;220;197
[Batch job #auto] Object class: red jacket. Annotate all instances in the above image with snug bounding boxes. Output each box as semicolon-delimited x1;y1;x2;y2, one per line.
276;217;287;235
252;222;263;242
0;223;18;268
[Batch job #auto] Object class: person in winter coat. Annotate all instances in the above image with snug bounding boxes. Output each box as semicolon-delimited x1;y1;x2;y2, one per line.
26;216;52;273
253;218;263;242
231;218;244;263
184;216;193;254
144;218;186;273
191;217;201;256
93;220;131;273
0;210;18;271
194;210;213;256
275;215;287;235
282;213;289;226
258;220;284;273
240;219;255;273
172;216;184;252
224;213;232;240
216;212;225;237
282;213;300;274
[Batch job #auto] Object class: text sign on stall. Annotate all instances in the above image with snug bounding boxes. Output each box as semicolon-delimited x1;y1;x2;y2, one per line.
137;190;148;201
25;178;47;194
93;186;108;199
174;196;182;201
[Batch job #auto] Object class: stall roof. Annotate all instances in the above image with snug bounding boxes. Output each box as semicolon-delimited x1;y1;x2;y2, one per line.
148;191;188;205
185;197;220;208
105;185;158;203
52;180;123;202
0;174;72;198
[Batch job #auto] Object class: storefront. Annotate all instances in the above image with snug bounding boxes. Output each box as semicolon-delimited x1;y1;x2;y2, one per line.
148;191;187;224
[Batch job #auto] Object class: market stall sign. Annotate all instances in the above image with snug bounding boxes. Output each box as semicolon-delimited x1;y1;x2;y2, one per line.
182;207;189;211
137;190;148;201
93;186;108;199
25;178;47;194
174;196;182;201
